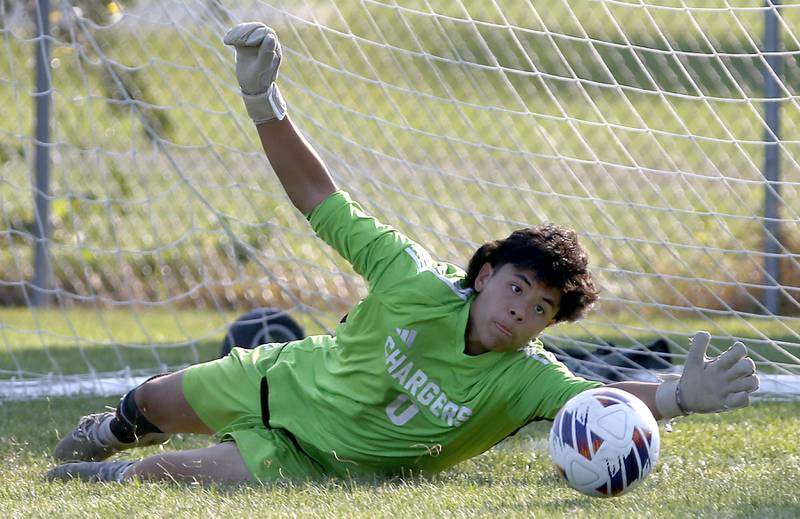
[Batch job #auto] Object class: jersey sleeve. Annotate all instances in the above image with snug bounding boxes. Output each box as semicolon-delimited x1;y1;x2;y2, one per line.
306;191;425;293
515;342;603;422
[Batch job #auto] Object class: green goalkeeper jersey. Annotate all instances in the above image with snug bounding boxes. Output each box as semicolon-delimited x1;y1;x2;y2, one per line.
263;191;601;478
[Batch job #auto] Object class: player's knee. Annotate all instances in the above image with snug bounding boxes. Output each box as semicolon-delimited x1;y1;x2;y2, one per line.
108;372;175;443
134;372;181;426
134;379;161;420
131;371;211;435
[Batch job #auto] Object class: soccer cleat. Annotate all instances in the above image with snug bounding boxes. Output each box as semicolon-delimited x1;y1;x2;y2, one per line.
45;460;136;483
53;412;169;462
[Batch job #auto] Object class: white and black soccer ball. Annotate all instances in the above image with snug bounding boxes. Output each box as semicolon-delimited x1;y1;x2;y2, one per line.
549;387;660;497
220;308;306;357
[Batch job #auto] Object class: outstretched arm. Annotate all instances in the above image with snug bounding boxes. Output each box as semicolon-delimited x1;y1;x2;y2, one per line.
224;23;420;293
609;331;759;421
607;381;661;419
225;22;336;214
257;118;337;215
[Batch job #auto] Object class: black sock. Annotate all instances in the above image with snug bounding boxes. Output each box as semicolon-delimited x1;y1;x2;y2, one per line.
109;388;164;443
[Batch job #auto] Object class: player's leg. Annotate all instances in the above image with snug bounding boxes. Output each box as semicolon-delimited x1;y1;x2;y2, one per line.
46;441;252;483
53;370;212;462
47;389;322;484
132;370;213;435
127;441;252;483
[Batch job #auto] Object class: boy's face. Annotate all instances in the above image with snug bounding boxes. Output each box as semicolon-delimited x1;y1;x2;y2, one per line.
465;263;562;355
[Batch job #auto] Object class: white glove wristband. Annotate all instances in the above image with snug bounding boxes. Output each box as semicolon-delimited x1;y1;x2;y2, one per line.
243;82;287;124
655;378;690;419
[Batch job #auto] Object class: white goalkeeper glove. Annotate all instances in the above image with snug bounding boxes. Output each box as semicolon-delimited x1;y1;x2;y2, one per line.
223;22;287;123
655;331;759;419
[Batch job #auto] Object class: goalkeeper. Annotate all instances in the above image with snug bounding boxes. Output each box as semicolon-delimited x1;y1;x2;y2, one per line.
46;23;760;484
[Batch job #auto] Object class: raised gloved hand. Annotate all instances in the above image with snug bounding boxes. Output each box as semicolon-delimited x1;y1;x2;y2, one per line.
223;22;287;123
656;331;759;419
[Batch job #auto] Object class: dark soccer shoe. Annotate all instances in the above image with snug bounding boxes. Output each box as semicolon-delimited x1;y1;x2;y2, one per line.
53;412;169;462
45;460;136;483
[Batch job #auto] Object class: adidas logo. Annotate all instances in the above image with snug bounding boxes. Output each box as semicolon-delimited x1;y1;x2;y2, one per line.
396;328;417;347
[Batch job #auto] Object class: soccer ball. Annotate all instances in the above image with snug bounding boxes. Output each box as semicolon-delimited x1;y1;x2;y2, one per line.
549;387;660;497
220;308;306;357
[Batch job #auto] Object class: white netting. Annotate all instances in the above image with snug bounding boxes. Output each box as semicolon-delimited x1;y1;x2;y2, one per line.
1;0;798;400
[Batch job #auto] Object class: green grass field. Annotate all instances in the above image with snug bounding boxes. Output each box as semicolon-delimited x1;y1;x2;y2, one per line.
1;306;798;517
1;396;798;518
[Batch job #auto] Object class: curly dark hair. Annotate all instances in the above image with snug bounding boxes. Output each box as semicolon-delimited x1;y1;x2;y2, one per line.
463;224;599;323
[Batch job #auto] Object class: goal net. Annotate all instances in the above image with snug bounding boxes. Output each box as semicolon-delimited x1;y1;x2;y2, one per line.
1;0;798;400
